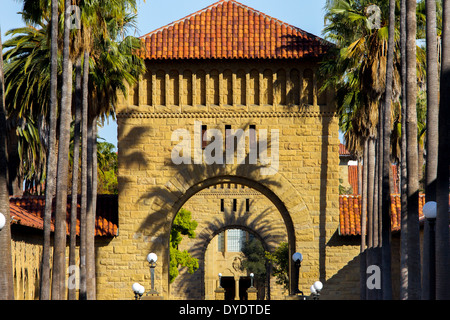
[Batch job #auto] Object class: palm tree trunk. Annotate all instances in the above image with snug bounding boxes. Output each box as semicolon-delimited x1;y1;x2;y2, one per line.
366;136;376;299
91;116;98;299
400;0;408;301
436;0;450;300
405;0;421;300
68;57;82;300
79;50;89;300
360;138;369;299
51;0;73;299
86;113;97;300
0;30;15;301
380;0;395;300
425;0;439;203
40;0;59;300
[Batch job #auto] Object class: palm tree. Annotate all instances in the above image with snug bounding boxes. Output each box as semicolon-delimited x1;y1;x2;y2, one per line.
436;0;450;301
321;0;402;298
78;1;145;299
424;0;439;203
51;0;74;300
0;29;15;300
79;49;89;300
380;0;395;300
8;0;56;300
5;0;145;299
2;25;49;195
399;0;408;300
68;57;82;300
41;0;59;300
405;0;422;300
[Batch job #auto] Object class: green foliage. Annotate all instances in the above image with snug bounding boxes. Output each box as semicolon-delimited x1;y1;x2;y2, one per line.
265;242;289;290
2;3;146;193
169;208;199;283
241;238;267;280
339;178;354;194
96;141;118;194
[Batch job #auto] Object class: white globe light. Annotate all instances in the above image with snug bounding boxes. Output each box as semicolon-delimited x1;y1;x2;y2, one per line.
423;201;437;219
138;284;145;295
147;252;157;263
0;212;5;230
132;282;141;293
313;281;323;291
292;252;303;262
218;273;222;277
310;284;317;294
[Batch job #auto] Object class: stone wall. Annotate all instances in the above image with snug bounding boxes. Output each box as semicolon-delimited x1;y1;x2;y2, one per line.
95;58;360;300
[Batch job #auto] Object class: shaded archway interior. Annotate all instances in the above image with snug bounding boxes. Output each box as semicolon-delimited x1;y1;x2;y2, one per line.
166;174;297;297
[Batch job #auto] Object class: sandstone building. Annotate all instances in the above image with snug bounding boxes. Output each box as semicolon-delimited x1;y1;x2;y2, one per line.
94;0;361;300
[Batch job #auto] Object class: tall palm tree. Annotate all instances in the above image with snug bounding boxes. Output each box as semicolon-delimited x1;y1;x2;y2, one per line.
399;0;409;300
380;0;395;300
6;0;145;299
51;0;73;300
78;1;145;299
41;0;59;300
11;0;56;300
68;56;82;300
0;29;15;300
436;0;450;301
321;0;401;298
79;49;89;300
2;25;49;195
425;0;440;203
405;0;421;300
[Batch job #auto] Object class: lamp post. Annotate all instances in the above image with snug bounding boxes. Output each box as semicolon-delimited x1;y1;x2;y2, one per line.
310;281;323;300
423;201;437;300
132;282;145;300
292;252;303;295
218;273;223;288
250;273;254;288
146;252;158;295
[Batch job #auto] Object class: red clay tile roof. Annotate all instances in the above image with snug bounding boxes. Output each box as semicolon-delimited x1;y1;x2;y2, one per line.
139;0;331;60
9;195;118;237
339;143;351;156
339;194;429;236
346;165;400;195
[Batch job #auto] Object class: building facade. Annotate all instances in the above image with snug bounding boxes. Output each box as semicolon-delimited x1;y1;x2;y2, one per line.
95;0;362;300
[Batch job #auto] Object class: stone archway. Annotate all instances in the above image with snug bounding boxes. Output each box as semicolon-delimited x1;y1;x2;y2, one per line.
168;182;288;299
154;167;308;299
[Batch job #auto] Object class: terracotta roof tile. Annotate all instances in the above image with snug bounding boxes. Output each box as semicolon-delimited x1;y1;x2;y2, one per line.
339;194;436;236
9;195;118;237
139;0;331;60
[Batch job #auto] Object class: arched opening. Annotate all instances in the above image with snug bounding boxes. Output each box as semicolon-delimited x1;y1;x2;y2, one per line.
166;177;295;300
205;226;270;300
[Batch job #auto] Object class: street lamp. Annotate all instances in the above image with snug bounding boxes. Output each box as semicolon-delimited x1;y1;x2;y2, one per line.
0;212;5;231
310;281;323;300
146;252;158;295
423;201;436;300
132;282;145;300
218;273;223;288
292;252;303;295
250;273;254;288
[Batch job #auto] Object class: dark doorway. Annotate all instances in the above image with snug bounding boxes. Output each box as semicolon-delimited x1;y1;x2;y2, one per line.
221;276;235;300
239;277;251;300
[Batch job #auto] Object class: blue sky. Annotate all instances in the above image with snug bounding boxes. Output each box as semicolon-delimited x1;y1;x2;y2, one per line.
1;0;329;148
